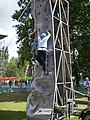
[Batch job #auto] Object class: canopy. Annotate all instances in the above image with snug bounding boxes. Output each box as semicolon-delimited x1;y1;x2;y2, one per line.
4;77;11;80
9;77;17;80
0;76;4;80
0;76;17;81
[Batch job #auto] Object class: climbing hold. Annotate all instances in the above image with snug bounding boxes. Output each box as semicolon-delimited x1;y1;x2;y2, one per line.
40;4;42;7
37;12;40;16
46;26;49;28
43;7;48;12
45;18;48;21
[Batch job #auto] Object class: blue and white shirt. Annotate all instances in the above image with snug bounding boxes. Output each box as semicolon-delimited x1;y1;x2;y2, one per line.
38;34;51;51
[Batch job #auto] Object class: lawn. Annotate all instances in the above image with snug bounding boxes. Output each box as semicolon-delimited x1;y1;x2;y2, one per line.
69;116;78;120
0;92;29;120
0;93;86;120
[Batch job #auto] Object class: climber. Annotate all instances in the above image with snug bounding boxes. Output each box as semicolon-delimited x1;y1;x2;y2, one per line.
28;28;37;64
36;29;51;74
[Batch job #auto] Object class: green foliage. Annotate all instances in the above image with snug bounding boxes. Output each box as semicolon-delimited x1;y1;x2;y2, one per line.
12;0;90;80
4;46;9;62
70;0;90;77
0;93;29;120
2;57;26;78
12;0;33;65
19;76;32;81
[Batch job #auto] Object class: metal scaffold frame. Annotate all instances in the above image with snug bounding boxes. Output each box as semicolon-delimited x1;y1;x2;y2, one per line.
49;0;74;119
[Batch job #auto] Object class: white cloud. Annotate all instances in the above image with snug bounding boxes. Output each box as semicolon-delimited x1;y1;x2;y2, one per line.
0;0;19;60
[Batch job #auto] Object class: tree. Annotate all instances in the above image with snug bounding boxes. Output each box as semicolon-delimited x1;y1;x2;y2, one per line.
12;0;90;83
3;57;25;77
70;0;90;84
12;0;34;66
2;46;9;76
3;46;9;62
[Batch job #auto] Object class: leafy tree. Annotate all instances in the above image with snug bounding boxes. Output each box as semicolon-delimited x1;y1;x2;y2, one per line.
3;57;25;77
3;46;9;62
12;0;90;84
12;0;34;66
70;0;90;84
2;46;9;76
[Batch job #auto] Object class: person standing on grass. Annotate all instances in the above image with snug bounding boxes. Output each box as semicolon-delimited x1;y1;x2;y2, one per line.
85;77;90;94
9;80;12;88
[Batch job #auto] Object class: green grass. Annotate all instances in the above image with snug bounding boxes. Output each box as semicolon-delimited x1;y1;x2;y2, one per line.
0;92;29;102
0;102;26;111
63;116;78;120
69;116;78;120
0;92;29;120
0;111;26;120
0;93;87;120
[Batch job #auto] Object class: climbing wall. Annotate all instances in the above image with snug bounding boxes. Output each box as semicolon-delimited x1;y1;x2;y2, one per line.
26;0;72;120
26;0;55;120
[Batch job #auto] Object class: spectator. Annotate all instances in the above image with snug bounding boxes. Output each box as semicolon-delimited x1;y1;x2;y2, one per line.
85;77;90;94
9;80;12;88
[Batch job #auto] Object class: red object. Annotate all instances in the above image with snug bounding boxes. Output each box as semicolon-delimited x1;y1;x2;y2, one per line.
0;76;4;80
4;77;10;80
0;76;17;81
9;77;17;80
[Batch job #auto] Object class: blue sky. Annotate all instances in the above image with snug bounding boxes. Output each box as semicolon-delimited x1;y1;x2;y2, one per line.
0;0;19;60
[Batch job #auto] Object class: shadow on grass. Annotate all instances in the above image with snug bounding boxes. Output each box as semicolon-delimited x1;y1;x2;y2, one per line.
0;110;26;120
0;92;30;102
